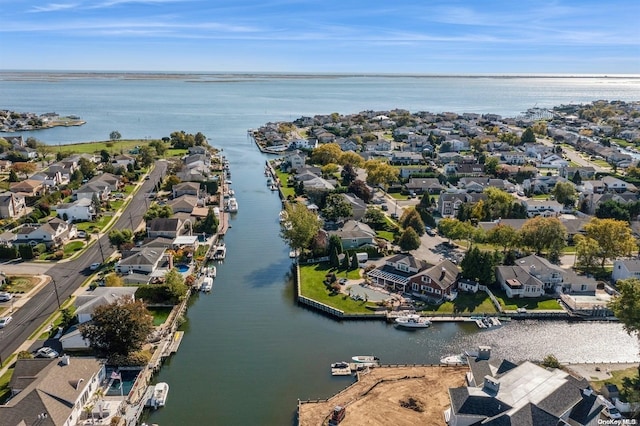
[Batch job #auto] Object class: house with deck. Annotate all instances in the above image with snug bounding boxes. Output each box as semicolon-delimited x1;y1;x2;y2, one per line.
328;220;376;250
56;198;96;222
407;259;459;303
367;254;429;293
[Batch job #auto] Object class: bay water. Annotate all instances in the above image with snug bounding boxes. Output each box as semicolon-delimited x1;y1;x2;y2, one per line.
1;73;639;425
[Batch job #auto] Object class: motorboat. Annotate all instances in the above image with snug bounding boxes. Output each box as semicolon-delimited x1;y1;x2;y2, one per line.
213;243;226;260
351;355;379;364
208;265;217;278
227;197;238;213
395;314;431;329
201;277;213;292
279;210;288;222
440;353;468;365
331;361;352;376
148;382;169;409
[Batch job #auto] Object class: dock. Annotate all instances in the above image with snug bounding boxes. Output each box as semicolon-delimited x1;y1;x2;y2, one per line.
167;331;184;355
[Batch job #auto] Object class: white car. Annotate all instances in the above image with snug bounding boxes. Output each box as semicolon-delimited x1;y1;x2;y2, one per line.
0;291;12;302
0;316;12;328
89;262;101;271
36;347;59;358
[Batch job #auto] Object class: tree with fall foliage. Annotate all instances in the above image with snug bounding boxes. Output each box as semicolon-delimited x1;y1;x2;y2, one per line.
583;218;637;269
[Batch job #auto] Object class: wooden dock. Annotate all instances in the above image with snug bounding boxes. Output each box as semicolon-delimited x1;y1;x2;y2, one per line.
167;331;184;355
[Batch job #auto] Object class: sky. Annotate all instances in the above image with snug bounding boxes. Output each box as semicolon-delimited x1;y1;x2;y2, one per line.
1;0;639;74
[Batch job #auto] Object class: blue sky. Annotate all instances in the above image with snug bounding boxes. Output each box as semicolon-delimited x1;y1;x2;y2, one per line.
1;0;639;73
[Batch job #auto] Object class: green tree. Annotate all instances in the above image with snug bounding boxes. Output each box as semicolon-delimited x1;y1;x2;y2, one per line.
363;207;387;230
78;157;96;180
328;234;344;255
521;127;536;144
339;151;364;168
486;224;519;252
8;169;18;182
541;354;560;369
321;163;339;178
595;200;630;222
484;156;499;176
165;268;188;301
80;298;154;356
348;179;372;203
400;208;425;236
330;246;340;268
163;175;181;191
105;274;124;287
460;246;495;285
138;145;155;167
573;234;600;272
350;253;359;270
193;207;219;235
108;229;134;249
149;140;168;156
280;202;321;252
109;130;122;141
144;204;173;221
398;227;421;252
311;143;342;165
518;216;567;256
100;149;111;163
341;163;358;185
551;181;576;207
583;218;637;269
609;278;640;380
322;193;353;222
364;160;399;189
571;170;582;185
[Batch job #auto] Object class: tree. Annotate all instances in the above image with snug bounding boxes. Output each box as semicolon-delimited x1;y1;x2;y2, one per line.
144;204;173;221
100;149;111;163
363;207;387;230
551;181;576;207
350;253;359;270
108;229;134;249
571;170;582;185
400;208;425;236
573;234;600;272
595;200;630;222
341;163;358;185
163;175;181;191
193;207;219;235
484;156;499;176
78;157;96;180
11;162;36;179
311;143;342;165
109;130;122;141
105;274;124;287
521;127;536;144
149;139;168;156
280;202;321;252
8;169;18;182
330;246;340;267
398;227;421;252
321;163;339;178
364;160;398;189
609;278;640;380
165;268;188;301
328;234;344;255
541;354;560;369
437;218;478;246
486;224;519;252
338;151;364;168
80;298;154;356
322;193;353;222
138;145;155;167
347;179;372;203
583;218;636;269
460;246;495;285
519;216;567;256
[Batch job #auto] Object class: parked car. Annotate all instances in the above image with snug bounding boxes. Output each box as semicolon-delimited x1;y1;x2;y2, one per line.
76;230;87;239
516;307;527;313
36;347;59;359
0;316;12;328
381;204;388;211
89;262;101;271
0;291;12;302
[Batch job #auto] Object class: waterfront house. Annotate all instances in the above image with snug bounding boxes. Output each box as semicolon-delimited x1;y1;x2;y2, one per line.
367;254;429;292
328;220;376;250
14;217;74;248
0;357;106;426
457;278;480;293
612;258;640;282
496;255;563;297
168;194;199;214
9;179;44;197
282;150;306;172
56;198;96;222
172;181;200;198
444;350;604;425
407;259;459;303
147;217;183;239
115;247;166;275
0;192;27;219
184;153;211;170
74;287;137;324
177;166;207;182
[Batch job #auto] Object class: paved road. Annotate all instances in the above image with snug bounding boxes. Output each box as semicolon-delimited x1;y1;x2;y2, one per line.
0;161;167;363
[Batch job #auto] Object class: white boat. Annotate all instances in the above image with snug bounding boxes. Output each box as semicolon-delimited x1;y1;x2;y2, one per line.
279;210;288;222
227;197;238;213
148;382;169;409
395;314;431;328
201;277;213;292
440;353;467;365
330;361;352;376
213;243;226;260
351;355;379;364
208;265;217;278
228;189;235;196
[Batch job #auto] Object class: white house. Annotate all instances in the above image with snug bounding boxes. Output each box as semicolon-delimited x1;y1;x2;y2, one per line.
115;247;166;274
522;199;563;217
14;217;74;248
73;287;137;324
612;258;640;282
56;198;96;222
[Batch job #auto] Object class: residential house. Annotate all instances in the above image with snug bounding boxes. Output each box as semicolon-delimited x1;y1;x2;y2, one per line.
561;269;598;293
364;139;392;152
496;255;564;296
328;220;376;250
560;166;596;180
502;151;527;165
522;175;564;194
282;150;306;171
445;350;604;426
73;287;137;324
338;139;359;152
0;357;107;426
582;180;607;195
184;153;211;169
115;246;166;274
168;194;199;214
188;145;209;155
112;154;136;168
10;179;44;196
75;181;110;202
522;199;563;217
341;193;367;221
457;278;480;293
407;259;459;303
443;163;485;177
367;254;429;292
147;217;184;239
437;192;487;218
290;139;317;150
405;178;444;194
391;151;423;165
176;167;207;182
14;217;74;248
30;170;63;190
296;171;335;192
172;181;200;198
602;176;636;193
0;192;27;219
612;258;640;282
56;198;96;222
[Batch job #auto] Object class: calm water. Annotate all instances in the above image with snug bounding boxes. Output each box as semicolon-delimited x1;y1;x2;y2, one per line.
1;73;639;425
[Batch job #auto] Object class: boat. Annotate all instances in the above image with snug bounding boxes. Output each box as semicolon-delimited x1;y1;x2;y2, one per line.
147;382;169;409
227;197;238;213
440;353;468;365
213;243;226;260
394;314;431;329
270;184;278;191
228;189;235;196
352;355;379;364
208;265;217;278
279;210;288;222
475;319;486;328
201;277;213;292
330;361;352;376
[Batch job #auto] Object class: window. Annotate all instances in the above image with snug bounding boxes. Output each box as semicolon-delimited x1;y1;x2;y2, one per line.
412;283;419;291
397;263;409;272
581;284;588;291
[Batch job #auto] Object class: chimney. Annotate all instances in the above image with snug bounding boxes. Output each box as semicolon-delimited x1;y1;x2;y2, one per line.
168;252;174;270
583;387;593;396
477;346;491;360
61;355;70;366
440;267;447;281
483;376;500;394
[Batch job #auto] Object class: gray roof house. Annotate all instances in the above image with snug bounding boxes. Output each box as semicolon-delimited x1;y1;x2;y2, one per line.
407;259;459;303
74;287;137;324
367;254;430;292
168;194;199;214
0;192;27;220
496;255;564;297
328;220;376;250
445;350;604;426
612;258;640;282
0;357;106;426
115;247;166;275
172;182;200;198
341;193;367;221
147;217;184;239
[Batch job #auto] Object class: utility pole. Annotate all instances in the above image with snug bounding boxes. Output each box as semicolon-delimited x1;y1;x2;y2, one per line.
51;279;61;309
98;234;106;264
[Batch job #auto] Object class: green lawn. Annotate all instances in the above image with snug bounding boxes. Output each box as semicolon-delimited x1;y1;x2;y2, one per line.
75;216;112;233
376;230;396;241
388;192;410;200
592;159;610;168
148;307;173;326
418;292;498;314
299;263;376;314
3;276;39;293
274;169;296;198
166;148;188;157
493;289;563;310
63;240;85;256
57;139;153;155
590;367;639;402
0;368;13;404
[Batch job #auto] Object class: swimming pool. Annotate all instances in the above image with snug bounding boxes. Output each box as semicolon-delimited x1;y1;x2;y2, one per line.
105;368;141;397
176;264;189;273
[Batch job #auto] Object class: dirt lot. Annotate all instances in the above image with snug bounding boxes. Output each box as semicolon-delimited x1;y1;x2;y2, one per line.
298;365;467;426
